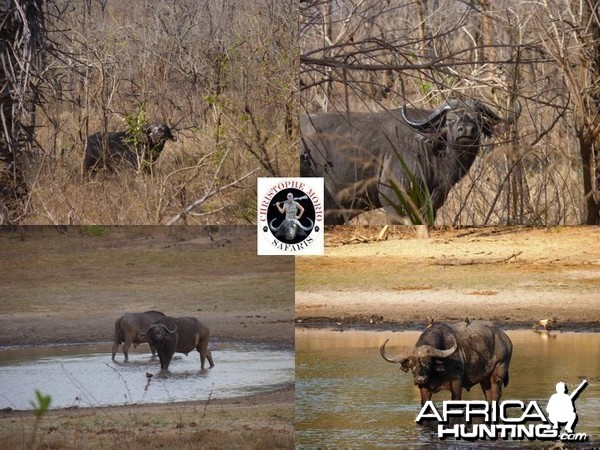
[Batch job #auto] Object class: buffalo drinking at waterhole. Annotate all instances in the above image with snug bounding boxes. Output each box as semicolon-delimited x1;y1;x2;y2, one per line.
139;316;214;371
380;320;513;405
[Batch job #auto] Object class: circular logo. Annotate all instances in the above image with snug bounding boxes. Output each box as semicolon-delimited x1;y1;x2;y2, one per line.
258;179;323;254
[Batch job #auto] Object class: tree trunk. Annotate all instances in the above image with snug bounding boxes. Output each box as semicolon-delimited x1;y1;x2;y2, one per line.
579;0;600;224
580;132;599;224
0;0;44;223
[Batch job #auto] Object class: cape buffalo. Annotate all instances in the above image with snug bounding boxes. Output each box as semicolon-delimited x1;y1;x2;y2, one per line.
269;217;314;241
380;321;512;405
300;98;521;224
139;316;214;371
84;123;176;173
112;310;165;361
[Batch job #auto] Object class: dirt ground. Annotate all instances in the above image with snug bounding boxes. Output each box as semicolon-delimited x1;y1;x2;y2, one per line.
0;226;294;449
0;226;294;346
296;226;600;330
0;386;294;449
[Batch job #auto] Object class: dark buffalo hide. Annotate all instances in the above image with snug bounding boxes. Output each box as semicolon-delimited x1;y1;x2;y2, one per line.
380;320;513;405
84;124;176;173
112;310;166;361
301;99;520;224
140;316;214;371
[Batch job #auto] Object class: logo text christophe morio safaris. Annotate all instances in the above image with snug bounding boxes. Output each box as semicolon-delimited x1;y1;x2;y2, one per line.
257;178;324;255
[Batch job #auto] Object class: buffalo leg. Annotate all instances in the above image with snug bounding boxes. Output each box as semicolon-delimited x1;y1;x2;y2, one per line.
480;377;493;402
158;353;167;370
159;352;174;371
198;343;214;370
450;380;463;401
483;365;508;402
149;343;158;357
122;340;133;361
165;353;174;370
419;387;433;406
111;341;119;361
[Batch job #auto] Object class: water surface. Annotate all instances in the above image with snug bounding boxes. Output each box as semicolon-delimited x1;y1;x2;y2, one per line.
295;328;600;448
0;341;294;410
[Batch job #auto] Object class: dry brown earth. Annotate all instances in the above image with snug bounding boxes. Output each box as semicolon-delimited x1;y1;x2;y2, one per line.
296;226;600;330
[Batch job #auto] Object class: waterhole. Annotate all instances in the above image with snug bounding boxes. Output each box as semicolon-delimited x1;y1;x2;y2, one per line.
0;341;293;410
296;329;600;448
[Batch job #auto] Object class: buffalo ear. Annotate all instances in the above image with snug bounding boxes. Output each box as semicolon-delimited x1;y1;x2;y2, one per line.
145;125;158;138
481;119;495;138
419;118;447;137
400;359;414;373
434;360;446;372
420;135;446;155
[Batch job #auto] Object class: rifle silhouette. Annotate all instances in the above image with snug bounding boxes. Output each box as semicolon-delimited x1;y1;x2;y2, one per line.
276;195;309;205
570;379;588;401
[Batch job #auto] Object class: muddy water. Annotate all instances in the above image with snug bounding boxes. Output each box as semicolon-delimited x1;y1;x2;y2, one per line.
295;329;600;448
0;341;293;410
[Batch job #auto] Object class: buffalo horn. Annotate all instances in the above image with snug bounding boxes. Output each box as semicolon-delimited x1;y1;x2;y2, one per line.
415;335;458;358
379;338;414;363
401;100;458;131
269;218;284;233
298;217;314;232
504;100;522;125
159;323;177;334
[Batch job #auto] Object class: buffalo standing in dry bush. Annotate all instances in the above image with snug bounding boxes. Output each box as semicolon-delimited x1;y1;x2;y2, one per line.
84;124;176;173
112;310;166;361
139;316;214;371
300;98;521;224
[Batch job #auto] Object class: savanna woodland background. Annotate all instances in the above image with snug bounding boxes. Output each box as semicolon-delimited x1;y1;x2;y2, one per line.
300;0;600;226
2;0;599;226
0;0;297;224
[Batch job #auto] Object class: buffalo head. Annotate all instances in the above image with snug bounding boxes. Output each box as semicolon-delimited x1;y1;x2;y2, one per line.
269;217;314;241
380;335;457;386
139;322;178;343
144;124;177;165
146;124;176;147
402;99;521;148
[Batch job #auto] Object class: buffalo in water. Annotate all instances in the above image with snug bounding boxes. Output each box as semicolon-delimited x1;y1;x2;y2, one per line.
301;98;521;224
84;123;176;172
139;316;214;371
112;310;165;361
380;321;512;405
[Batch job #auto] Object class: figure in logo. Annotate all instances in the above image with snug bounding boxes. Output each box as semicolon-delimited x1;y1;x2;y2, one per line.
276;192;305;221
270;192;314;241
546;380;587;433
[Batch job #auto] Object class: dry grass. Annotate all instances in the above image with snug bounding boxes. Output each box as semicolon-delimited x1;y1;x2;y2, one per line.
296;227;600;294
25;117;298;225
15;0;299;225
300;0;594;226
0;388;294;450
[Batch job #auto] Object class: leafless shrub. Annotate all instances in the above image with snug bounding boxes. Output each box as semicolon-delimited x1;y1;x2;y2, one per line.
301;0;600;226
13;0;298;224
